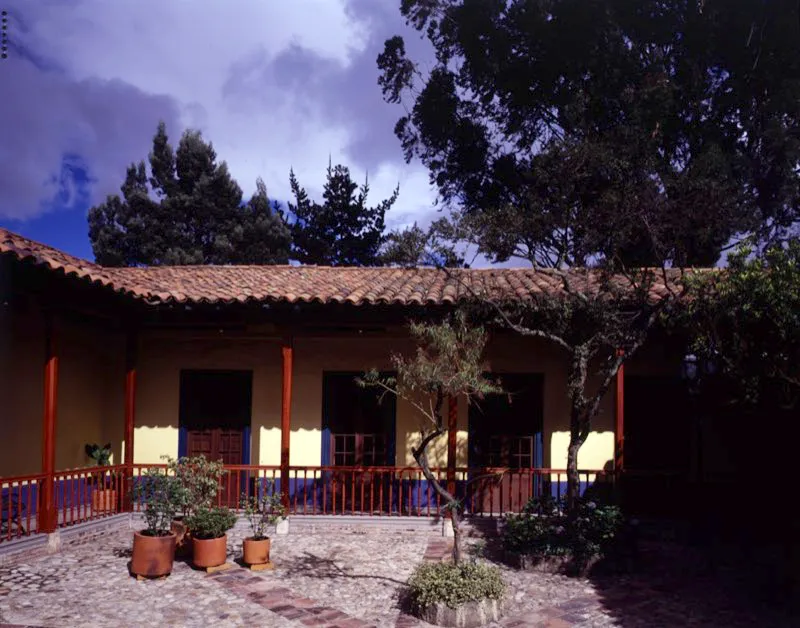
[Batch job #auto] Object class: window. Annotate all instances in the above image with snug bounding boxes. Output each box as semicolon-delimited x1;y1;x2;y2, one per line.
469;373;544;469
487;435;534;469
323;372;395;467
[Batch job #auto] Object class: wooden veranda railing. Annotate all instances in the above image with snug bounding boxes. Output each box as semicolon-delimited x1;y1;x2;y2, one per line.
128;465;611;517
1;464;613;543
0;465;127;543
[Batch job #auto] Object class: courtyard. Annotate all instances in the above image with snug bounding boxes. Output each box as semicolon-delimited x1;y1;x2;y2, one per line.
0;520;795;628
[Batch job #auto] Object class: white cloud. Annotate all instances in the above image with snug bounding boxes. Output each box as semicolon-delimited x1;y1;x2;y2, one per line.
0;0;437;231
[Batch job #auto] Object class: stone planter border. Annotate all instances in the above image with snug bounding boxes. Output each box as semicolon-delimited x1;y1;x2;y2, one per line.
417;597;505;628
504;550;600;577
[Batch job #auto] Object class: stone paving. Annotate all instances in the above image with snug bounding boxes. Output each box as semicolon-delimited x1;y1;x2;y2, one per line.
0;520;797;627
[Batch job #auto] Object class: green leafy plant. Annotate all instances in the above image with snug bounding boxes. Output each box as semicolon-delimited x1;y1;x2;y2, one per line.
85;443;112;466
241;481;286;540
361;311;502;564
407;562;506;611
185;507;237;540
503;497;623;564
164;455;225;518
130;469;182;536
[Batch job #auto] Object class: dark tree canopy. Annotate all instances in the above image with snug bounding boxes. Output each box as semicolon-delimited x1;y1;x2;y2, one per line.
288;162;398;266
379;220;466;267
687;238;800;407
88;122;291;266
378;0;800;269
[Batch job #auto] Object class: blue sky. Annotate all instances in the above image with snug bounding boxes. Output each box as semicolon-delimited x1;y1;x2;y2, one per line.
0;0;454;264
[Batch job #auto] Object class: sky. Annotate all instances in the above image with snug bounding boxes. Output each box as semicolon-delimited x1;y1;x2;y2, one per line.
0;0;463;264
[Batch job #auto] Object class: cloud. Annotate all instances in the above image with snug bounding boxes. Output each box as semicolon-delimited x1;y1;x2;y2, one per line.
0;0;442;232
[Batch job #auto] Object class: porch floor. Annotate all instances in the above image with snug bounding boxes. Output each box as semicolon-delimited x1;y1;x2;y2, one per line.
0;521;795;627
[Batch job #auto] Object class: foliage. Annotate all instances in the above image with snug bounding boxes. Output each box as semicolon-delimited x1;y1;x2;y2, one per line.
362;311;501;402
503;497;624;564
362;311;502;564
164;455;225;518
84;443;112;466
379;219;466;268
289;161;398;266
407;561;506;611
379;0;800;266
377;0;762;511
687;239;800;406
185;506;237;540
241;481;286;540
130;469;183;536
88;121;291;266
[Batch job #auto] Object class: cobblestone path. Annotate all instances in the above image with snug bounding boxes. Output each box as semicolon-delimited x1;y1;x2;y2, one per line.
0;523;796;627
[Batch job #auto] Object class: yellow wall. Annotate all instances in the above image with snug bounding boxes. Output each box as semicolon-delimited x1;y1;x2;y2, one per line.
133;329;621;473
1;318;635;477
0;302;124;476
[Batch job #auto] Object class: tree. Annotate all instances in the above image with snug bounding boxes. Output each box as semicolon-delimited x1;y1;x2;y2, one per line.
361;312;502;563
379;219;466;267
375;0;800;508
378;0;800;266
88;122;291;266
687;238;800;407
288;161;398;266
467;265;687;511
236;179;292;265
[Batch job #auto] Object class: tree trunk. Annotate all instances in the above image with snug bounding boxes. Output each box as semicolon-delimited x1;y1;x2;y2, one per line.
566;438;581;512
451;504;463;564
412;429;464;564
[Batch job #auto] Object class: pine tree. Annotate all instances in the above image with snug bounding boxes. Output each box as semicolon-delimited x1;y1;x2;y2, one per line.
88;122;291;266
289;161;398;266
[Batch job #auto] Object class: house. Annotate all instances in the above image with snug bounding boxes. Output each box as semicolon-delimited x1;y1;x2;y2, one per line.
1;227;702;536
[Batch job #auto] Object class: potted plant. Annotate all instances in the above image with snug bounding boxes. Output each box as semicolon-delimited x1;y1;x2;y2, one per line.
164;455;224;557
240;482;286;566
129;469;181;578
185;506;237;569
85;442;117;512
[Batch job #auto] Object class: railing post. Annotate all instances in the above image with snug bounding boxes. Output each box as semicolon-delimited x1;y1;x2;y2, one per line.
40;312;58;533
280;339;293;509
123;331;137;512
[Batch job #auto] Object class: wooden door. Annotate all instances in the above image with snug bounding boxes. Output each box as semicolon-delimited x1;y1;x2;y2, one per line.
186;428;244;464
186;428;244;506
180;369;253;508
469;374;544;514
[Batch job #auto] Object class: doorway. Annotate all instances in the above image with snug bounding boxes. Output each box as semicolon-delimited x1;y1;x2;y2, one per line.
468;373;544;513
178;370;253;466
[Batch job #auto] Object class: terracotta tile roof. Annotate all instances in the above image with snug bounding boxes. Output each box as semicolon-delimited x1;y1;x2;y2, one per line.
0;227;149;298
0;227;682;307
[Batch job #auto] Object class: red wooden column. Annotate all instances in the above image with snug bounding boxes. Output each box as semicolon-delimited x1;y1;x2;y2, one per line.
446;396;458;497
123;332;137;511
614;349;625;473
40;314;59;533
280;340;293;509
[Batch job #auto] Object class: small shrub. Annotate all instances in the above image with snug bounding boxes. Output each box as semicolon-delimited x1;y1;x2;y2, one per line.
164;455;225;518
131;469;182;536
503;497;624;563
407;562;506;611
85;443;112;466
241;480;286;540
185;507;237;540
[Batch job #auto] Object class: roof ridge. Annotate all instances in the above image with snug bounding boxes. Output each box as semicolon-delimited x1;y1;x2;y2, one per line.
0;226;101;269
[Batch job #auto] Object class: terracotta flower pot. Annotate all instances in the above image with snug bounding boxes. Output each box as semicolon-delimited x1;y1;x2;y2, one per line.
130;531;176;578
171;518;192;558
92;489;118;512
192;534;228;569
243;537;271;565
